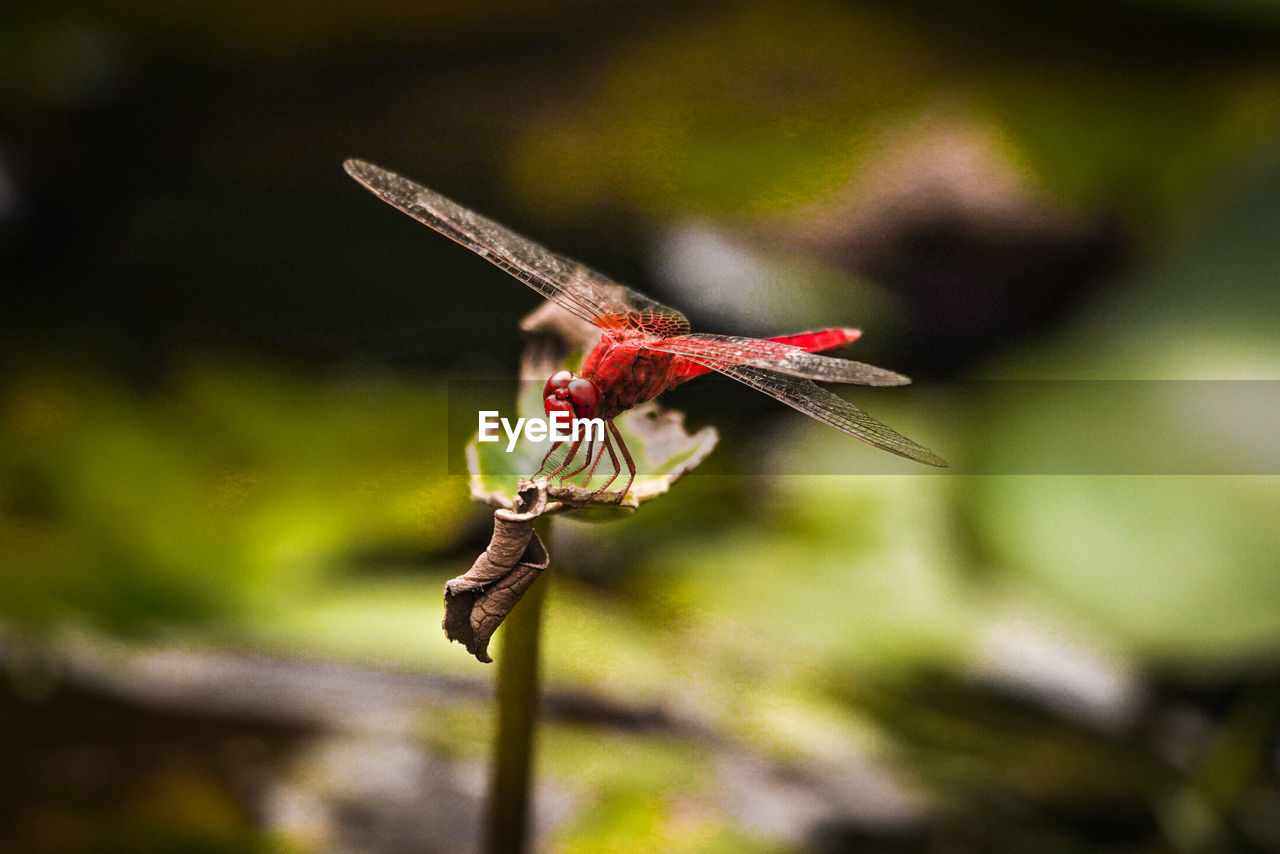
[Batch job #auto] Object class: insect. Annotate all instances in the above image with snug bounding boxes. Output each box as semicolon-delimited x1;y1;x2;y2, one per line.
344;160;946;499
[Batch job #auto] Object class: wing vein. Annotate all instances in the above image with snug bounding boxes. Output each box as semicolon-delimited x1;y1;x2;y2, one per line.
344;159;689;333
646;334;910;386
704;364;947;466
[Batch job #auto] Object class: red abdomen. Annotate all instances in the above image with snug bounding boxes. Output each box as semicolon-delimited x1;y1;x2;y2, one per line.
670;327;862;381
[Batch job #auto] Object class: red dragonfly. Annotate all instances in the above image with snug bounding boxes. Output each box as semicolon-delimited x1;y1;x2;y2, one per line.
345;160;947;498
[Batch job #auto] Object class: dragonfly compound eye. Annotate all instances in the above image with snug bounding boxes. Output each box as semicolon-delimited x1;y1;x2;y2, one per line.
543;370;574;398
544;396;574;419
566;379;601;415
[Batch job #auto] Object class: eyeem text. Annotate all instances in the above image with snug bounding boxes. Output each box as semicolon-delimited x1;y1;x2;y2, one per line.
477;410;606;453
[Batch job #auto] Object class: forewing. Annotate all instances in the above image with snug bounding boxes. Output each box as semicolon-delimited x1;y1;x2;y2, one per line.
716;365;948;467
647;333;910;386
344;159;689;334
594;310;693;340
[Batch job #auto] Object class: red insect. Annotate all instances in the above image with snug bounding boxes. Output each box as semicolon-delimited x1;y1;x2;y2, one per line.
345;160;947;498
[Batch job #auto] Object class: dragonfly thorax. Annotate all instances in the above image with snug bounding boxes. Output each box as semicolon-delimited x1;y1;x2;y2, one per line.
543;370;602;420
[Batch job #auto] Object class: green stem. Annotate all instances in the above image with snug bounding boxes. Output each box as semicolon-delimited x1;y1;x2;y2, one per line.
483;517;551;854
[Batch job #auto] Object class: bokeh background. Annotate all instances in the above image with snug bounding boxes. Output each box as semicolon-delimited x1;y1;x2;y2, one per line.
4;0;1280;851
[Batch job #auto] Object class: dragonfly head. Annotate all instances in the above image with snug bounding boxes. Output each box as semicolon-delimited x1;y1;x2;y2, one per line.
543;370;602;420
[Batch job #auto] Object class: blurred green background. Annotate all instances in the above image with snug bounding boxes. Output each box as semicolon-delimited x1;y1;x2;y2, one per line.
3;0;1280;851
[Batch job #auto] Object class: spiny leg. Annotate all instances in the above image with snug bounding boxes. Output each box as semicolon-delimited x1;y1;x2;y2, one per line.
581;435;609;486
608;419;636;502
545;437;583;480
589;429;622;499
578;422;622;491
535;441;564;478
561;436;596;481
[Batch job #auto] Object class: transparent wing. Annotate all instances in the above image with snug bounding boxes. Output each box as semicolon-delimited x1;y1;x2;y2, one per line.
646;333;910;385
713;365;947;467
345;159;690;335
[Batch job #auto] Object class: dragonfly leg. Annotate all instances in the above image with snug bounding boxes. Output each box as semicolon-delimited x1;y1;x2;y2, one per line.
608;420;636;502
589;431;622;499
561;436;596;482
545;437;583;480
582;436;608;483
535;441;564;478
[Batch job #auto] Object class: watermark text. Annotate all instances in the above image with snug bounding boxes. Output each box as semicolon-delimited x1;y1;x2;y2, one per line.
478;410;606;452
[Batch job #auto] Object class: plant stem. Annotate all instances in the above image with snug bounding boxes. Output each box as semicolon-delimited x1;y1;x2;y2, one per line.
482;517;550;854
